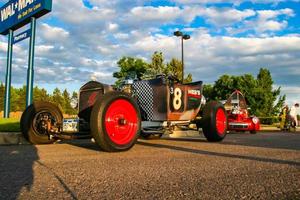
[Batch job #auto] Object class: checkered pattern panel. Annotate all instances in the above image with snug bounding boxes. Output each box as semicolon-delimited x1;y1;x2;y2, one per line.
132;81;154;121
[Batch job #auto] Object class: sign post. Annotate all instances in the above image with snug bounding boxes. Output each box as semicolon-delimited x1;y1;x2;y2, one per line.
4;29;13;118
26;17;36;107
0;0;52;118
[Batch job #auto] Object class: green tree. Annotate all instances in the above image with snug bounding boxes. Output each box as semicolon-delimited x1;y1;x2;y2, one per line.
113;56;148;86
114;52;193;84
0;82;4;112
202;84;214;101
10;87;19;112
144;51;166;79
14;86;26;111
71;91;78;100
166;58;193;83
207;68;285;117
255;68;285;116
51;88;64;111
34;87;50;102
211;74;237;100
62;89;74;115
69;91;79;115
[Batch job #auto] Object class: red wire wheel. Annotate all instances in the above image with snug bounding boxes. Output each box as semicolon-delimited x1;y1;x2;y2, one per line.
215;108;227;136
104;99;139;145
201;101;228;142
90;91;141;152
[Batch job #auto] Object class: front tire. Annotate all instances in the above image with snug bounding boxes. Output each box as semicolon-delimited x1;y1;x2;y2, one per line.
21;102;63;144
201;101;227;142
90;91;141;152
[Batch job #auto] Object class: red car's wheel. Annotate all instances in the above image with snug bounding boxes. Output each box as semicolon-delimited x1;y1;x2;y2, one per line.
216;108;227;136
201;101;228;142
90;91;141;152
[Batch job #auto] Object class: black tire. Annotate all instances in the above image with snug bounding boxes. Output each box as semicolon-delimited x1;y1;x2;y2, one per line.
20;105;32;141
90;91;141;152
250;130;257;134
201;101;227;142
21;102;63;144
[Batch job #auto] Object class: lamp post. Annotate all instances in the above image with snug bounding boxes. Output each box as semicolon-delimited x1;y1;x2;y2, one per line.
174;31;190;82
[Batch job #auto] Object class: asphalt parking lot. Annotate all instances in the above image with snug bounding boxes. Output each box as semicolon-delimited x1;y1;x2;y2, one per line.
0;131;299;200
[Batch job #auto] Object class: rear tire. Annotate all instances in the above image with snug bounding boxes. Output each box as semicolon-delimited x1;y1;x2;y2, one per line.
21;102;63;144
90;91;141;152
201;101;227;142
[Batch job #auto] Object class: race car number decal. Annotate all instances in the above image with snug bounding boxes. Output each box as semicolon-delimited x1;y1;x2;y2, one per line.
173;88;182;110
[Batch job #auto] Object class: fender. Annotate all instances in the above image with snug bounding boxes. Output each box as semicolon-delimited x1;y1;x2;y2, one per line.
78;81;114;122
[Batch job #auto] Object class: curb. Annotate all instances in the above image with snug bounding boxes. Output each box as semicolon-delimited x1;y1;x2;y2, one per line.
0;132;29;145
169;130;201;138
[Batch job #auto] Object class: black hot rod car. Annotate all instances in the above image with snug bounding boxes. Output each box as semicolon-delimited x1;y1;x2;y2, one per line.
21;75;228;152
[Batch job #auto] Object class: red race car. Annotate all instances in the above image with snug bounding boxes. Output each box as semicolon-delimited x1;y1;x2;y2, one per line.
223;90;260;134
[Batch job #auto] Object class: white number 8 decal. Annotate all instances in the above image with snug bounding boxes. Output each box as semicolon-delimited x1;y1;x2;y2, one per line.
173;88;182;110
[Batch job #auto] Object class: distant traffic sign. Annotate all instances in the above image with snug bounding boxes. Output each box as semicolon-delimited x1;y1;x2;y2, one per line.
0;0;52;35
13;28;31;44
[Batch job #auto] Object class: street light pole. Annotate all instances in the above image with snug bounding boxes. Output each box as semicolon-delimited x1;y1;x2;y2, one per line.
174;31;190;82
181;36;184;82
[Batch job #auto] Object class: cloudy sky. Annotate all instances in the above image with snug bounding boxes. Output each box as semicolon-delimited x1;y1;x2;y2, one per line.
0;0;300;104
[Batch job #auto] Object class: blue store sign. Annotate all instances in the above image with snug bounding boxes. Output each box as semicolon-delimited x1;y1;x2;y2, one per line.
13;28;31;44
0;0;52;35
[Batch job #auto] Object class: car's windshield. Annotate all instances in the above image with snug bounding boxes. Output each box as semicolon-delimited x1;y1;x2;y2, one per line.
225;91;247;110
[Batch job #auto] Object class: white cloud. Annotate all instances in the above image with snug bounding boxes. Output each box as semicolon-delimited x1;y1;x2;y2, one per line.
127;6;181;23
171;0;300;5
196;7;255;26
0;0;299;105
258;8;294;20
36;45;55;55
52;0;116;25
108;23;119;32
251;8;295;33
225;8;295;35
0;41;6;53
39;24;70;42
279;86;300;105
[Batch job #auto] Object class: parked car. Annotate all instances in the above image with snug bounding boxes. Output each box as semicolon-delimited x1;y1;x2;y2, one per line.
223;90;260;134
21;75;228;151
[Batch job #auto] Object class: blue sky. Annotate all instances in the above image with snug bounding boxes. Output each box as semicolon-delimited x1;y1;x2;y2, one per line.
0;0;300;104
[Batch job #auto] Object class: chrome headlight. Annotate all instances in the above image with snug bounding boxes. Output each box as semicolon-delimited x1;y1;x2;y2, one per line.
252;117;259;124
70;97;78;109
201;95;206;105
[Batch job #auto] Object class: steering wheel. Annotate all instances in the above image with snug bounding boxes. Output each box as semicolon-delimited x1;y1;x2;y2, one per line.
167;75;180;83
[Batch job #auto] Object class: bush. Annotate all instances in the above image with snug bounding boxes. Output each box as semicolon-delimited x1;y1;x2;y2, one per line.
259;117;279;125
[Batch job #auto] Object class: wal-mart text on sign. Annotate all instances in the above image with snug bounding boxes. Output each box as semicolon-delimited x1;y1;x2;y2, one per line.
0;0;52;35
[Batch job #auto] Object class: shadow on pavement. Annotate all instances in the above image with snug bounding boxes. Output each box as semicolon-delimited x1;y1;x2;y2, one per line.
0;145;38;200
35;161;78;200
163;132;300;151
0;145;79;200
222;132;300;151
62;139;102;152
137;141;300;167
